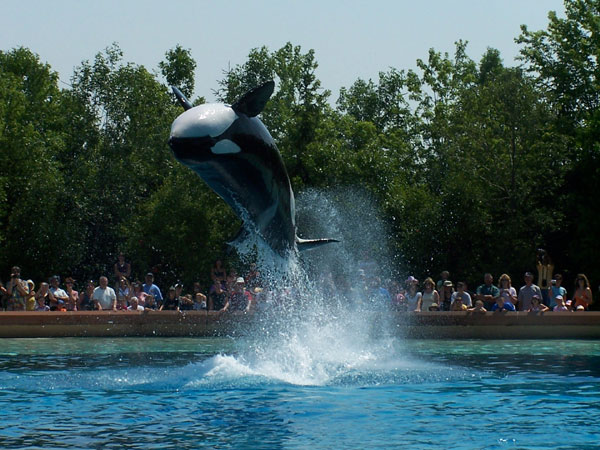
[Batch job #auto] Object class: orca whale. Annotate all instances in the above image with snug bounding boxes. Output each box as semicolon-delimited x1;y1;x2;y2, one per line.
168;81;338;257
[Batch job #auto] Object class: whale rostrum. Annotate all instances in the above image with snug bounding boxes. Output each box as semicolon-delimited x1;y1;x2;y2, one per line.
168;81;338;257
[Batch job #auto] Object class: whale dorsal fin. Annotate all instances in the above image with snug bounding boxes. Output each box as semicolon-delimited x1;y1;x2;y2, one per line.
231;80;275;117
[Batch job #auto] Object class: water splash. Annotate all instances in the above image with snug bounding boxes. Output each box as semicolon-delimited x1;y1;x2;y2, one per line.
216;187;414;386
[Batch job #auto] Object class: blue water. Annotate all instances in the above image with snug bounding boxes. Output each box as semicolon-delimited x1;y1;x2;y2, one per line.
0;337;599;449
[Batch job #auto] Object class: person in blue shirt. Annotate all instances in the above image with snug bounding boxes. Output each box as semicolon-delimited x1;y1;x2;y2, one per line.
491;296;516;312
143;273;163;305
547;274;567;309
368;277;391;309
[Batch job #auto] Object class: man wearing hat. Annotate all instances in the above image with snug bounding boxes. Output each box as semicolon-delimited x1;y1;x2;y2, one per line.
223;277;252;312
553;295;568;311
517;272;542;311
142;273;163;305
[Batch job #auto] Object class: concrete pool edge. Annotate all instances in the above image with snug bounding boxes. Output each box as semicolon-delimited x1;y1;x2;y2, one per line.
0;311;599;339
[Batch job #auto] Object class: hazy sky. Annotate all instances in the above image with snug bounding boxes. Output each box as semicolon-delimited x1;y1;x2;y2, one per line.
2;1;565;101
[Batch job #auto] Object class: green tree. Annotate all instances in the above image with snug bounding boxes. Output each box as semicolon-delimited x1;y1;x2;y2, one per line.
159;45;200;102
0;47;70;280
518;0;600;286
63;44;178;279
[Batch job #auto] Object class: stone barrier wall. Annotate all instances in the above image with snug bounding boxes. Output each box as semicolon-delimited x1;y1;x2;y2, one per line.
0;311;599;339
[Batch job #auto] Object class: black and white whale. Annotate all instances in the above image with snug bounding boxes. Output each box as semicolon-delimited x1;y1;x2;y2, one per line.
168;81;338;257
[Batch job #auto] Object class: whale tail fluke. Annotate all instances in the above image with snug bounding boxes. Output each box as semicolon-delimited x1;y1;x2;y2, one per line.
296;237;340;252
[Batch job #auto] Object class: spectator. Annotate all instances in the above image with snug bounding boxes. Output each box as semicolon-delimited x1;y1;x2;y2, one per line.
127;297;144;311
175;283;184;303
547;274;567;309
35;282;51;309
573;273;593;311
553;295;569;312
34;293;50;311
436;270;450;291
160;287;180;311
529;295;549;312
113;252;131;284
115;296;128;310
517;272;542;312
192;282;203;298
92;276;117;311
225;271;238;293
78;280;95;311
209;282;228;311
142;273;163;305
476;273;500;310
393;286;407;311
193;293;207;310
451;282;472;307
117;277;132;306
64;277;78;311
144;295;158;310
536;248;554;304
245;263;260;289
6;266;29;311
468;299;487;312
132;282;148;306
223;277;252;312
25;280;36;311
421;277;440;311
491;296;516;312
404;276;422;312
210;259;227;285
0;280;7;310
428;303;441;311
48;275;68;311
450;297;467;311
439;280;454;311
180;294;195;311
349;269;369;309
368;277;392;309
498;274;517;306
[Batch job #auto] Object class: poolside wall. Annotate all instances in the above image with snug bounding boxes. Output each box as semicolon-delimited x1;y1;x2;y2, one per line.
0;311;599;339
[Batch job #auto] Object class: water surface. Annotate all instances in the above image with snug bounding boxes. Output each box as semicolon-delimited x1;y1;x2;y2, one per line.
0;338;598;449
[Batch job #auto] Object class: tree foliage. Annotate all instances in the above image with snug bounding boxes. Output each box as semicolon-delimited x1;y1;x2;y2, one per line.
0;0;598;294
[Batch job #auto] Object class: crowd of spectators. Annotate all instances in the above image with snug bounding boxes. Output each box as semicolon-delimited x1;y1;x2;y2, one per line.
0;253;596;314
0;255;262;313
388;271;595;312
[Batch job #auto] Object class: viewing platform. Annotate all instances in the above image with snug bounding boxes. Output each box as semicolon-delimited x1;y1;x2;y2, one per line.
0;311;599;339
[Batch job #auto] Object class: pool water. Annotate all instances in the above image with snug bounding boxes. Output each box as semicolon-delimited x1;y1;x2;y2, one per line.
0;338;599;449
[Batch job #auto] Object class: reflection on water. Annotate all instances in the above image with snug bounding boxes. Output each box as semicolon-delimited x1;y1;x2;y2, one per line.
0;338;599;449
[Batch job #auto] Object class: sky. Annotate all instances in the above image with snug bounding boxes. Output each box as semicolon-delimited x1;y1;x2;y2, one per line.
2;0;565;102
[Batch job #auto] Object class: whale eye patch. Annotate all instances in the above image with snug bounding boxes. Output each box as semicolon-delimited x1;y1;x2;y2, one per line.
169;119;242;156
211;140;241;154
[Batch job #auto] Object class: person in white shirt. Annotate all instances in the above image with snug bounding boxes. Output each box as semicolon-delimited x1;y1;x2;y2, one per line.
92;276;117;310
127;297;144;311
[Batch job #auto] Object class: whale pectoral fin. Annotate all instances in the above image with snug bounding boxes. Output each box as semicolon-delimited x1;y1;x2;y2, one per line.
171;86;193;111
228;226;251;248
231;80;275;117
296;237;340;252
